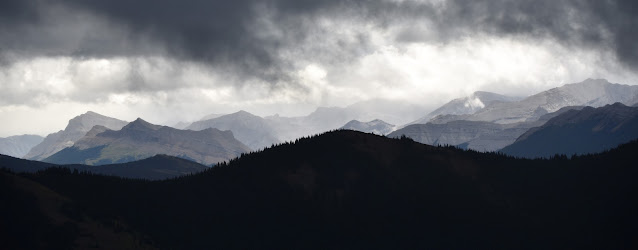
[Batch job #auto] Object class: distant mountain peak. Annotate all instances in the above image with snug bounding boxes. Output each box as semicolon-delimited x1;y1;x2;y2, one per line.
123;118;162;131
24;112;128;160
340;119;396;135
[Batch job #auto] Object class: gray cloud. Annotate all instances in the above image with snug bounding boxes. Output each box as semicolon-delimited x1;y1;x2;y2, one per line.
1;0;637;85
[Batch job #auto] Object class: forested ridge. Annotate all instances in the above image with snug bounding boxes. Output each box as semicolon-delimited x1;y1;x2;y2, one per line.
2;130;637;249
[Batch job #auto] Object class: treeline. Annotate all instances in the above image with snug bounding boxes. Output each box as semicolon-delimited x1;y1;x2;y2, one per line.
3;130;637;249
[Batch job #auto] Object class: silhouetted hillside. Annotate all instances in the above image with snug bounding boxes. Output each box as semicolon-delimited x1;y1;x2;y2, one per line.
3;130;637;249
0;171;155;249
1;154;207;180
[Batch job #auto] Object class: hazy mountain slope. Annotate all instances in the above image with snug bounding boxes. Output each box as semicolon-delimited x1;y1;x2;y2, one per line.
1;153;207;180
339;119;396;135
187;111;280;150
45;118;250;166
25;111;128;161
501;103;638;158
265;99;427;141
390;106;586;151
463;79;638;124
13;131;638;249
0;135;44;158
407;91;521;125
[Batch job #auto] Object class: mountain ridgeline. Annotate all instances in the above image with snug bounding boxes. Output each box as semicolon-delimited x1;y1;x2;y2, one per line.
2;130;637;249
392;79;638;152
24;111;128;160
339;119;396;135
44;118;250;166
187;110;281;150
0;153;207;180
0;135;44;158
501;103;638;158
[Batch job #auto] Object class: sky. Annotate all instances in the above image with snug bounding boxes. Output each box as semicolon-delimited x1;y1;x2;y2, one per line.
1;0;638;137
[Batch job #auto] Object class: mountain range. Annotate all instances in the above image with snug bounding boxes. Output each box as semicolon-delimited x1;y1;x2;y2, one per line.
390;79;638;151
339;119;396;135
444;78;638;124
0;135;43;158
501;103;638;158
24;111;128;160
187;110;280;150
44;118;250;166
407;91;522;125
2;130;636;249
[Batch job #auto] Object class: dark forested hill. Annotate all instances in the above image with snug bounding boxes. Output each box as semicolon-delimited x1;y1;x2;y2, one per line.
2;130;637;249
1;154;207;180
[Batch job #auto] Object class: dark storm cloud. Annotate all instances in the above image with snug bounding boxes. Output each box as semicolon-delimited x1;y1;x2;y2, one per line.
1;0;637;79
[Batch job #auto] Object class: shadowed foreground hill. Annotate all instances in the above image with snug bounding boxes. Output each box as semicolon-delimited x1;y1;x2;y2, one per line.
2;130;637;249
0;154;207;180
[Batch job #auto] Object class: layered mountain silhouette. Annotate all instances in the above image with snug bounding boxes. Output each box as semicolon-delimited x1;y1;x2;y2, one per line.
187;110;280;150
445;78;638;124
391;79;638;151
2;130;636;249
0;153;207;180
265;99;426;141
407;91;521;125
339;119;396;135
24;111;128;160
0;135;43;158
390;106;585;151
44;118;250;166
501;103;638;158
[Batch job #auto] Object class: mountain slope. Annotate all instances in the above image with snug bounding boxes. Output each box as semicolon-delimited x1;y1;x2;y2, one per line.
462;78;638;124
12;130;638;249
0;135;44;158
1;153;207;180
187;110;280;150
407;91;521;125
45;118;250;166
501;103;638;158
0;171;155;249
390;106;586;151
265;99;427;141
339;119;396;135
25;112;128;160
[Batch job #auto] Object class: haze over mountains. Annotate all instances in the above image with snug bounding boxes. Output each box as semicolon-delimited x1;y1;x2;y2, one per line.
339;119;396;135
391;79;638;152
45;118;249;166
0;135;43;158
5;78;638;167
407;91;522;126
24;112;128;161
187;111;280;150
501;103;638;158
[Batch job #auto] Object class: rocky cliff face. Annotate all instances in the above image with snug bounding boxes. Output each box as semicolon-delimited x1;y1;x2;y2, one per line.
24;112;128;160
45;118;250;166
